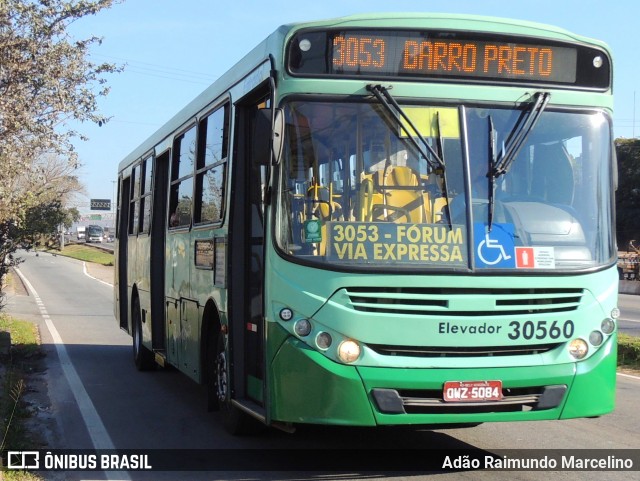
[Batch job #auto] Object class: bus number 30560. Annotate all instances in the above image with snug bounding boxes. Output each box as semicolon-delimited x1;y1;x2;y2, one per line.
507;320;575;341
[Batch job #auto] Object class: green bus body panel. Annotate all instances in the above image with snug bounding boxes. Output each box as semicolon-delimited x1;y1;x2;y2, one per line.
268;333;616;426
560;334;617;419
166;231;192;300
267;256;618;355
270;337;376;426
265;250;618;425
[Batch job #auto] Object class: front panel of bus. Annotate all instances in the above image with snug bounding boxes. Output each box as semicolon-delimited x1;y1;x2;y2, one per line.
264;24;617;426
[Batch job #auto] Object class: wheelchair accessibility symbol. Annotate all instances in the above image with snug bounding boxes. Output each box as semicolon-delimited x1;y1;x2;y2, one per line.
474;223;516;268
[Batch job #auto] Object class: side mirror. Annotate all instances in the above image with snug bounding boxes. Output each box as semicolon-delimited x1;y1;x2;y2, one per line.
253;108;285;166
272;108;284;165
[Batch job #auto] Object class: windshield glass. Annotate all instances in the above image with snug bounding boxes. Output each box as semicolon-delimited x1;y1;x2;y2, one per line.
275;100;613;271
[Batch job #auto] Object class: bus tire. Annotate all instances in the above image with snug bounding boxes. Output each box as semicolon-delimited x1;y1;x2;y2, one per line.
132;297;155;371
206;330;220;412
213;332;258;435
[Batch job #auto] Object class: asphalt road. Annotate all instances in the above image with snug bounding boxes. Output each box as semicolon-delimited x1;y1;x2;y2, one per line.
617;293;640;337
4;251;640;481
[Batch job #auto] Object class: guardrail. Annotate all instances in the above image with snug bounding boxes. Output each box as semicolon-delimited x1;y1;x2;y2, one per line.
66;239;114;254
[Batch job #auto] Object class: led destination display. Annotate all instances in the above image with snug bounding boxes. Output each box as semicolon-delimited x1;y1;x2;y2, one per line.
289;29;610;88
332;34;576;82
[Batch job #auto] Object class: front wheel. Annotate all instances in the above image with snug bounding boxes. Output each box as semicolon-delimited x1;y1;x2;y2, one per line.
211;331;260;435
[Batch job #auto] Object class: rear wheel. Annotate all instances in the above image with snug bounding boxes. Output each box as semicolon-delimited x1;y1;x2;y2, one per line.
206;331;220;412
132;297;155;371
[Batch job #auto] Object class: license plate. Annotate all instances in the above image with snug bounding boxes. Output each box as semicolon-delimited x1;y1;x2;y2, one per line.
443;380;502;402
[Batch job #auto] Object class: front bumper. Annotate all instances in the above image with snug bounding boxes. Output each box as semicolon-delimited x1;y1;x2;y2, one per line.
269;334;616;426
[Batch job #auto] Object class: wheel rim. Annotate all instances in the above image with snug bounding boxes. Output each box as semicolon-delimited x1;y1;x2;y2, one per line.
133;307;141;356
216;349;228;403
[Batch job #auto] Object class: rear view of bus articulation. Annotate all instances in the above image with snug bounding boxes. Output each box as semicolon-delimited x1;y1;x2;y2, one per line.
114;13;618;434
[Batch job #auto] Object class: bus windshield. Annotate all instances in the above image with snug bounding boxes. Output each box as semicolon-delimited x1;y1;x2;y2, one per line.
275;100;613;271
87;225;104;236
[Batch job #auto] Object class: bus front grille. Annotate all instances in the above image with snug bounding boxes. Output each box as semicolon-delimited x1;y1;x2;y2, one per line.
367;343;560;357
345;287;583;317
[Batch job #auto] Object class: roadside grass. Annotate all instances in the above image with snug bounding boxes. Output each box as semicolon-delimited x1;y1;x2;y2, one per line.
0;314;44;480
618;333;640;371
45;243;114;266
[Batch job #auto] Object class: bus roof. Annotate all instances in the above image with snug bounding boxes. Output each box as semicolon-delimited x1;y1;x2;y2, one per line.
282;12;608;46
117;12;611;173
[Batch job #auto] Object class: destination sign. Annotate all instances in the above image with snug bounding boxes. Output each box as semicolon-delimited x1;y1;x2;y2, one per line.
288;29;610;89
326;222;467;266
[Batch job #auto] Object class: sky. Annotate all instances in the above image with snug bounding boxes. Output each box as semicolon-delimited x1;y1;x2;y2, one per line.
65;0;639;212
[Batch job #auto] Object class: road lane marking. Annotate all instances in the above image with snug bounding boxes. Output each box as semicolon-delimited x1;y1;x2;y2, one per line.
15;267;131;481
83;261;113;287
617;372;640;381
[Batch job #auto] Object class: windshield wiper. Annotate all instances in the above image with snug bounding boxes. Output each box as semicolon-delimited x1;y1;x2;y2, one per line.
367;84;445;172
486;92;550;230
366;84;452;228
434;111;453;229
487;114;497;231
491;91;550;178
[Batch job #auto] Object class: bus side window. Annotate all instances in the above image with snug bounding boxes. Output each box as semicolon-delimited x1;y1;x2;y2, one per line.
169;126;196;228
129;165;139;235
195;105;228;225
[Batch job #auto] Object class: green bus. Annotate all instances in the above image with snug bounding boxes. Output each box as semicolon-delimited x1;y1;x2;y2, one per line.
115;13;618;433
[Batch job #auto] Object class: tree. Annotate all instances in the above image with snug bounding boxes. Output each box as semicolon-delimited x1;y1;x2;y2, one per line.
20;200;67;247
0;0;121;217
0;0;121;299
63;207;81;231
615;138;640;249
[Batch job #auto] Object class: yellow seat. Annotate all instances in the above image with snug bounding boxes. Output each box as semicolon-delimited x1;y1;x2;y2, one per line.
432;197;448;223
369;166;428;223
306;184;344;256
307;184;341;220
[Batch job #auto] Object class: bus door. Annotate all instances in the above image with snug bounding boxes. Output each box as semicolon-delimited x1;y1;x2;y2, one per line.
229;88;271;407
150;150;169;352
117;177;131;332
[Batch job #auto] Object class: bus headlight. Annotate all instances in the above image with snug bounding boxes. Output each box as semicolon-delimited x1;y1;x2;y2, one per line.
316;332;332;350
294;319;312;337
568;339;588;359
338;340;361;363
589;331;604;347
610;308;620;320
601;318;615;334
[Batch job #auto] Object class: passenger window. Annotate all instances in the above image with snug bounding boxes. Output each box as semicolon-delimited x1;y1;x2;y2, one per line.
169;126;196;228
195;105;229;225
128;166;139;235
140;156;153;234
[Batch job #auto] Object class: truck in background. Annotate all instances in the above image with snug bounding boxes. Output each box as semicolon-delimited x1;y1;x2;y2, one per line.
76;226;86;240
618;240;640;280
